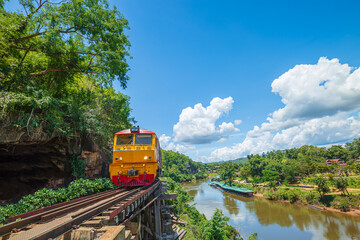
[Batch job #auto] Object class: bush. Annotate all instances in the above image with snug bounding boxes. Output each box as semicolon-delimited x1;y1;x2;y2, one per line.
263;191;277;200
287;190;300;203
0;178;115;223
327;173;335;181
300;191;319;204
331;196;351;212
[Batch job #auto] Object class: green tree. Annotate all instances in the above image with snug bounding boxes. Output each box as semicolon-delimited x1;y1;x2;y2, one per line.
248;155;265;178
0;0;133;147
262;169;280;182
353;162;360;175
161;150;205;183
220;162;236;186
202;209;241;240
1;0;130;92
315;176;330;199
239;164;251;181
334;177;349;196
345;137;360;160
326;145;351;161
248;233;259;240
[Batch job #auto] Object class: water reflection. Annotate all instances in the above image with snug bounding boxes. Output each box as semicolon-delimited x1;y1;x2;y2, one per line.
223;194;239;215
183;180;360;240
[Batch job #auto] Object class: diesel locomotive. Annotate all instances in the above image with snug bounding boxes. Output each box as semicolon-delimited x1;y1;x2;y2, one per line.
109;126;162;187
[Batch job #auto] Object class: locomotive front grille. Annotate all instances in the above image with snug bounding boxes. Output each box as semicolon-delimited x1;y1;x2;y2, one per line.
128;169;139;177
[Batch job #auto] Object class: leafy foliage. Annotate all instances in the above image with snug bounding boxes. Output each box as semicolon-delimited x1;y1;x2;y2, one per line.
263;188;320;205
1;0;130;90
334;177;349;196
315;176;330;199
331;195;360;212
0;178;114;223
0;0;133;148
219;162;237;186
70;154;86;179
202;209;240;240
239;138;360;184
165;178;241;240
162;150;206;182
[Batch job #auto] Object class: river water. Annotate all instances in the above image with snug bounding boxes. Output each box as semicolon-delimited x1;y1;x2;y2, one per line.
182;179;360;240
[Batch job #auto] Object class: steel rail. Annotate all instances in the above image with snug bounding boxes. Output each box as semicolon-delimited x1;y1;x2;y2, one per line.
108;180;160;220
0;189;124;237
28;188;144;240
7;188;119;222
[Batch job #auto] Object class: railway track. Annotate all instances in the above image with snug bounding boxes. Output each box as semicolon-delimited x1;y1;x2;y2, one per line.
0;181;160;240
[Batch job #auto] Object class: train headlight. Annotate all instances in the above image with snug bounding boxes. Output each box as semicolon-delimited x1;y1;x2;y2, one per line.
119;156;123;160
144;156;148;160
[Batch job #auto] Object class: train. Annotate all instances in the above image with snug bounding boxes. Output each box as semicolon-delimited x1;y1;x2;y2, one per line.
109;126;162;187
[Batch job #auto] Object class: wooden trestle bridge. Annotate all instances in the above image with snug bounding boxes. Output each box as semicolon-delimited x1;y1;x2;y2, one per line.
0;181;185;240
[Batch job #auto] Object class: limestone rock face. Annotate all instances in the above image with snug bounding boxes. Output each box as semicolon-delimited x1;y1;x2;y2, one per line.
0;129;111;202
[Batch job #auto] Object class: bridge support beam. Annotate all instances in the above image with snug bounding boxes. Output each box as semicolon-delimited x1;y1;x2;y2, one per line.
154;199;162;237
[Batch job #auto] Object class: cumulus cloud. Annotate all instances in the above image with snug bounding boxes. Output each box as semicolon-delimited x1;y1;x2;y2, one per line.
210;113;360;161
208;57;360;161
219;122;239;134
159;134;195;153
173;97;236;144
271;57;360;122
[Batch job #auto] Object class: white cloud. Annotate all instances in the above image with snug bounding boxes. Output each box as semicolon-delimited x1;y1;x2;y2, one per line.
173;97;235;144
271;57;360;122
207;57;360;162
234;120;242;125
159;134;171;146
159;134;195;153
210;113;360;161
219;122;239;134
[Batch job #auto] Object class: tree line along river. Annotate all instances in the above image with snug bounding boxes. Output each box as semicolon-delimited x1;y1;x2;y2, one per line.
182;179;360;240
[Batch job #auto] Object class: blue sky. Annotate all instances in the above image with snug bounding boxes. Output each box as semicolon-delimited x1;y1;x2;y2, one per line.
6;0;360;162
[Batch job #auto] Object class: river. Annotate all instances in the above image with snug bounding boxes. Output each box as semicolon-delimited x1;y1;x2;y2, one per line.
182;179;360;240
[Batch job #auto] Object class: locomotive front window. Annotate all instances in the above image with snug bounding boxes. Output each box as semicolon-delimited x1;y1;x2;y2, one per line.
135;134;152;145
117;135;133;145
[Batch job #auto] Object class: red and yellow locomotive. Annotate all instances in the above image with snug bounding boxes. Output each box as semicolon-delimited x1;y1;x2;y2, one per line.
109;126;162;187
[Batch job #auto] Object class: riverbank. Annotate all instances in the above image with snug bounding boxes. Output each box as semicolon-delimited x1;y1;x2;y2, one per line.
253;192;360;217
183;179;360;240
228;179;360;217
165;178;242;239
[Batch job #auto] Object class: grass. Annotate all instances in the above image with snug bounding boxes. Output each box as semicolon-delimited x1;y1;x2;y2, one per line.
176;214;196;240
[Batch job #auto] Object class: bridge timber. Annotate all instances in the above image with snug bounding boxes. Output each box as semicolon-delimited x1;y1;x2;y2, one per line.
0;181;182;240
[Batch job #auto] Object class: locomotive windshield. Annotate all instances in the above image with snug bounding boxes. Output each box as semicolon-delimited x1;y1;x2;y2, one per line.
135;134;152;145
116;135;133;145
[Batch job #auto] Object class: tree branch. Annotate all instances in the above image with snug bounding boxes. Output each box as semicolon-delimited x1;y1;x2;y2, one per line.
28;68;94;77
10;45;102;56
59;27;75;33
12;32;45;43
85;55;95;72
26;108;34;136
13;27;77;43
21;0;48;26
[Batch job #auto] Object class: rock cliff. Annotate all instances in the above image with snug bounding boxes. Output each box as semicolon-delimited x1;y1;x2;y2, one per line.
0;128;111;202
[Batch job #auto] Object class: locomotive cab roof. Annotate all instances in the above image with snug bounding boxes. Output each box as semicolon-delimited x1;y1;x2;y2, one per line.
115;128;155;135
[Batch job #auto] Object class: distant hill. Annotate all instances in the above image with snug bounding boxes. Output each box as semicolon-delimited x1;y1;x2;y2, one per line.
231;157;248;164
161;150;206;182
206;157;248;165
